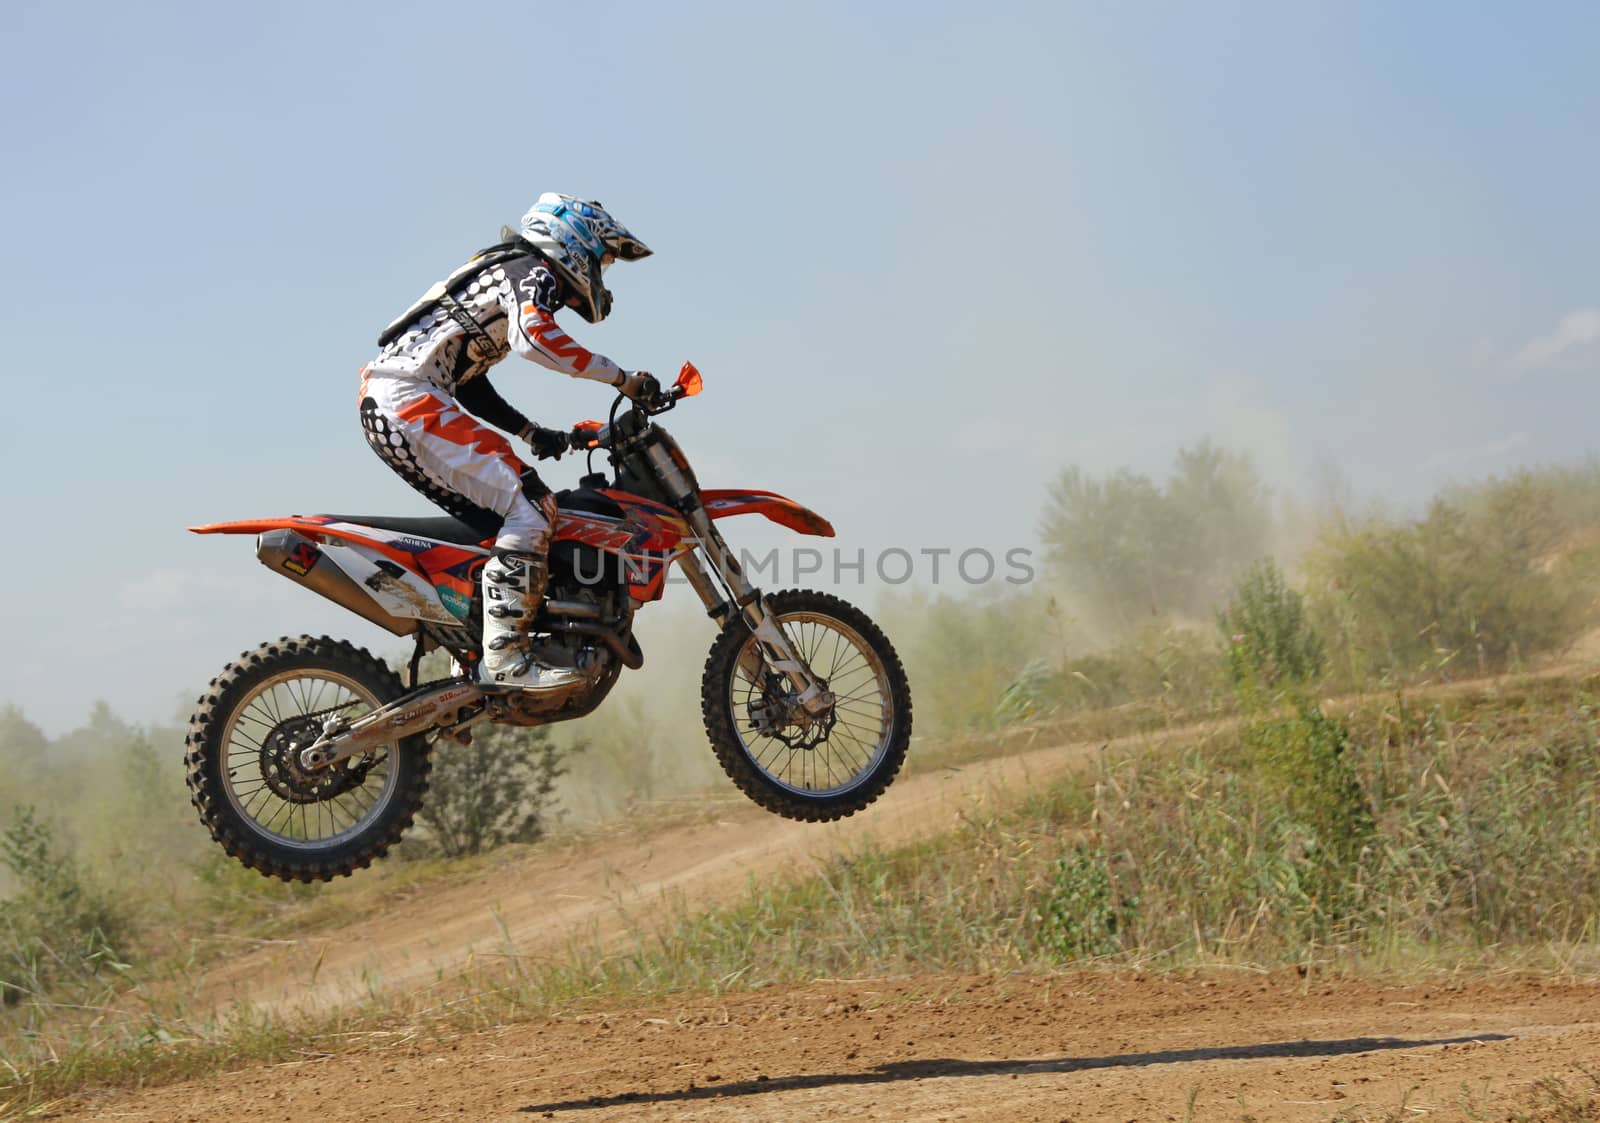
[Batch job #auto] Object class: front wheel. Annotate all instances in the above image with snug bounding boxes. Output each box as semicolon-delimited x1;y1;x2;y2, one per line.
701;589;912;822
184;635;431;882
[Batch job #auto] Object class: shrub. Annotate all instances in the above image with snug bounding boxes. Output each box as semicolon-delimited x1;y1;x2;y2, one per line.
1041;441;1273;631
877;588;1061;735
1090;701;1375;952
416;724;575;858
625;679;1600;979
1033;844;1136;961
1307;476;1591;680
996;623;1224;722
1219;558;1325;688
1243;704;1374;930
0;806;129;1007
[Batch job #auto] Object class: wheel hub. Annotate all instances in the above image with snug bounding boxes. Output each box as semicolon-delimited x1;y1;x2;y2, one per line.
748;673;837;750
260;716;373;803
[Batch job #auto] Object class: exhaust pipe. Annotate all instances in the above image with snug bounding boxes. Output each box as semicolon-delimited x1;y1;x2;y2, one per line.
552;620;645;669
257;529;417;636
541;599;602;620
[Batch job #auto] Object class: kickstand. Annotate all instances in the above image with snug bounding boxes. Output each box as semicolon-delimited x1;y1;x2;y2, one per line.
408;632;426;690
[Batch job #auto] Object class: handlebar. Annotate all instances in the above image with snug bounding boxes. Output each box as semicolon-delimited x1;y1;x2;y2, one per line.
623;375;693;413
656;383;692;408
565;361;701;454
565;388;686;452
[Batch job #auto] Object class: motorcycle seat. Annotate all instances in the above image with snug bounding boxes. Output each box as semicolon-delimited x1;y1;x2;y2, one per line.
319;514;491;546
321;489;626;549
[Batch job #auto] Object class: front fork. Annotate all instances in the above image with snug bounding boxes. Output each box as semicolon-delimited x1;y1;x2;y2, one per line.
681;544;832;717
665;496;832;716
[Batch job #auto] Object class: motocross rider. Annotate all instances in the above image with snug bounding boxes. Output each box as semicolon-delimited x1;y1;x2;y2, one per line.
358;193;653;691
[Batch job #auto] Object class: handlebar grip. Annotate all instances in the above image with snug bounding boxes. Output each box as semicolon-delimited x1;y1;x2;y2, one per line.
570;420;605;450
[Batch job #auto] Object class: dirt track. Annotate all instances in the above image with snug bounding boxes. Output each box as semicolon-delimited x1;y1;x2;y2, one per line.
87;676;1600;1119
189;725;1120;1014
188;676;1574;1017
79;973;1600;1121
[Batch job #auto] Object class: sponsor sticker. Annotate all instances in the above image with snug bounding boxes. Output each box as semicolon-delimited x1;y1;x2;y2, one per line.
282;542;321;576
389;706;429;728
437;586;472;619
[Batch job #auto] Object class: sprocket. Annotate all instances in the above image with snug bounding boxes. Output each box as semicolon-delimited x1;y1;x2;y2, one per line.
258;711;382;804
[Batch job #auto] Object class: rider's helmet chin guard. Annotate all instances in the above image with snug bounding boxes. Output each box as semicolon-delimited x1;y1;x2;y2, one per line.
516;193;652;324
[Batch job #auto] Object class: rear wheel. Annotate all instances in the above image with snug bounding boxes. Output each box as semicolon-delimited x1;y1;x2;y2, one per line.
701;589;912;822
184;635;431;882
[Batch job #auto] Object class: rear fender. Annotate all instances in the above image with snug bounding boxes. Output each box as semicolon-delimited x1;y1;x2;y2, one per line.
191;517;447;573
192;518;462;626
699;490;835;537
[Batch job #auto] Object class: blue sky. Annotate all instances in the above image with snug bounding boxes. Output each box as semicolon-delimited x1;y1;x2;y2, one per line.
2;0;1596;733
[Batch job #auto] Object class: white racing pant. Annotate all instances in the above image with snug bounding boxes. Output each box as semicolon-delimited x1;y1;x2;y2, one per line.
358;373;553;553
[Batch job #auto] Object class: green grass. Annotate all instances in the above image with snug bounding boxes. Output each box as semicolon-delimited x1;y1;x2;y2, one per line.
1455;1064;1600;1123
578;674;1600;984
1508;1066;1600;1122
7;669;1600;1115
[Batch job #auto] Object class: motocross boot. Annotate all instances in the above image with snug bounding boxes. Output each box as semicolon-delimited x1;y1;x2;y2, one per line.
477;551;583;691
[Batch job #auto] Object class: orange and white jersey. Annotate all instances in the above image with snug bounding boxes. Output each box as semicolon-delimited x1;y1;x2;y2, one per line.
366;250;624;393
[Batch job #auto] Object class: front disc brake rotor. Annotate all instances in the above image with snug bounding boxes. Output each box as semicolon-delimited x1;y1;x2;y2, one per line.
748;673;836;750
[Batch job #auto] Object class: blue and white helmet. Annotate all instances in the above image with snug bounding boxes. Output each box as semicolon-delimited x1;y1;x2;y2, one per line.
516;193;651;323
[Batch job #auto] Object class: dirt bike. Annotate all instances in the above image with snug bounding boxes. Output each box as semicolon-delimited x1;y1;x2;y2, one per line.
185;364;912;882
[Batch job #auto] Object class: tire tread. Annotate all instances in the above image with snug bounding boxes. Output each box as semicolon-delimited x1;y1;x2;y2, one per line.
184;635;431;883
700;590;912;822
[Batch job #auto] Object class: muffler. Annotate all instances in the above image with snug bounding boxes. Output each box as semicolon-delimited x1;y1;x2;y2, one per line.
257;529;417;636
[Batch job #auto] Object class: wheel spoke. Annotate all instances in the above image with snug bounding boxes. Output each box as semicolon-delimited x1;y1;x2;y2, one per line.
804;622;825;666
755;739;790;770
826;658;874;686
243;786;275;819
260;686;284;725
824;631;847;679
232;714;271;745
832;684;887;706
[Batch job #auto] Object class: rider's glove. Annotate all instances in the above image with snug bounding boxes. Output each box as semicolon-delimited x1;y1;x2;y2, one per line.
518;423;570;461
615;371;659;402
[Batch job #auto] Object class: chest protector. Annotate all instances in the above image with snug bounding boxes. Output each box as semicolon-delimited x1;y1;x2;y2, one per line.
377;237;531;362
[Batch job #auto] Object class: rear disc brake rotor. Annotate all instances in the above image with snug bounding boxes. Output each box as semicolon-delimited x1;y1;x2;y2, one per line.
259;715;377;803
